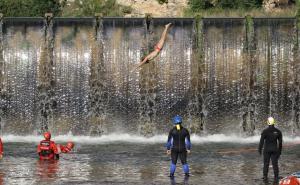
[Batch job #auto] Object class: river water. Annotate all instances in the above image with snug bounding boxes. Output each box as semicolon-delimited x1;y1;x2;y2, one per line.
0;134;299;185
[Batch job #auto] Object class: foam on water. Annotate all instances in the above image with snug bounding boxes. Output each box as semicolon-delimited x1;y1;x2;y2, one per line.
2;133;300;145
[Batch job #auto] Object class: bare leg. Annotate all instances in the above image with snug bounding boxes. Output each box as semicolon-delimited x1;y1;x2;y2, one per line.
156;23;172;48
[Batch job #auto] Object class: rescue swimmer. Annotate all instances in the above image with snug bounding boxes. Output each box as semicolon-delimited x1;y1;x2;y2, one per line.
258;117;283;182
37;132;74;160
166;115;191;178
280;172;300;185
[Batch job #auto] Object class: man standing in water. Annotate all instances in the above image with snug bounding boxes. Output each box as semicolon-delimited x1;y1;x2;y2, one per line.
132;23;172;71
258;117;283;182
166;115;191;178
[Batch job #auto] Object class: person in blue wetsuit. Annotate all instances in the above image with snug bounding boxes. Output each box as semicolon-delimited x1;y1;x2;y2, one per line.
166;115;191;178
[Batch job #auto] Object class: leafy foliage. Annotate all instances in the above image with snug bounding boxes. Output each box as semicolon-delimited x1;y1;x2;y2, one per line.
0;0;64;17
188;0;263;11
0;0;132;17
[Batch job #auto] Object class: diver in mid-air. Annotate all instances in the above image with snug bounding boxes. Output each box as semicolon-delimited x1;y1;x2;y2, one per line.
166;115;191;178
132;23;172;71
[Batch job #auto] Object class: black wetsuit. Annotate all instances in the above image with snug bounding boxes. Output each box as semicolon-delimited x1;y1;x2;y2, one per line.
167;125;191;165
258;125;282;179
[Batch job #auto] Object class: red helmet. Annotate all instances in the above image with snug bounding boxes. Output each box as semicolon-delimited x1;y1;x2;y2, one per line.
43;132;51;140
66;142;74;149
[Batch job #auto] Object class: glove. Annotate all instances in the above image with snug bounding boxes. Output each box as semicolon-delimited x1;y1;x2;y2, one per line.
167;150;171;155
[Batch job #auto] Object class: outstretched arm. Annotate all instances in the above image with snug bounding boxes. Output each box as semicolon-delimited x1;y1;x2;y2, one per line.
131;55;151;72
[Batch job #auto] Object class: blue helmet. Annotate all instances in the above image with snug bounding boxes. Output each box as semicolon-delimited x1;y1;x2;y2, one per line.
172;115;182;125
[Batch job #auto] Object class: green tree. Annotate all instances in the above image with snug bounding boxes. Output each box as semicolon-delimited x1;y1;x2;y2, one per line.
0;0;64;17
188;0;214;11
188;0;263;11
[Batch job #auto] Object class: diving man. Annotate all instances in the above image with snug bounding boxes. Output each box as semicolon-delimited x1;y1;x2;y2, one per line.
133;23;172;71
166;115;191;178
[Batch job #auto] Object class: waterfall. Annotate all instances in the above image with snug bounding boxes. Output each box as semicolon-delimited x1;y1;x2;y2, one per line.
0;16;298;136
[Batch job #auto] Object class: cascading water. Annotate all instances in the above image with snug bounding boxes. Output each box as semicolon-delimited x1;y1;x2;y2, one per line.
0;16;298;136
202;18;246;134
253;18;296;132
1;18;43;134
52;18;94;134
1;16;300;185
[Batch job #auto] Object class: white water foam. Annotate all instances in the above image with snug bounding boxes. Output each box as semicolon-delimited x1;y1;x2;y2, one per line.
2;133;300;145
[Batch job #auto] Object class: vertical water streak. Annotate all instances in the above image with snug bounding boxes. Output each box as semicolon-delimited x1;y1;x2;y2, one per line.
102;18;144;133
0;14;4;133
138;16;158;136
254;18;294;131
203;18;245;133
53;18;93;134
241;16;257;135
37;14;55;132
292;17;300;134
187;17;205;133
89;15;107;135
2;18;42;134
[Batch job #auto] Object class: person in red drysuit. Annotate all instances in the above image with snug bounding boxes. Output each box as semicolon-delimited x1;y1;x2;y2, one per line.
37;132;59;160
280;176;300;185
37;132;75;160
0;137;3;159
56;141;74;154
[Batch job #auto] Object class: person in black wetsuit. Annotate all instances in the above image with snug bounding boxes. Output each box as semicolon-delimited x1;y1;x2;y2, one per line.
258;117;283;182
166;115;191;178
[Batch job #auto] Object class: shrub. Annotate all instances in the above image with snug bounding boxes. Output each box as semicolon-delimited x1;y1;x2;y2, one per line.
0;0;64;17
188;0;263;11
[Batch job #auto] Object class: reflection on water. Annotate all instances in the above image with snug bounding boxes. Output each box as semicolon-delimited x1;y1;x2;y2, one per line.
0;169;3;185
0;142;299;185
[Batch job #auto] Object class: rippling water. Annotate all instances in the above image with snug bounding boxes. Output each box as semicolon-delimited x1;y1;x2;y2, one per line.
0;134;300;185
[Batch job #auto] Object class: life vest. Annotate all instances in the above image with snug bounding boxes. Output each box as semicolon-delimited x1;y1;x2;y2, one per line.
38;140;56;160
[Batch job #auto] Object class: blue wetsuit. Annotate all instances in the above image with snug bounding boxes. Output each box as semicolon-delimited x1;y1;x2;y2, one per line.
166;125;191;176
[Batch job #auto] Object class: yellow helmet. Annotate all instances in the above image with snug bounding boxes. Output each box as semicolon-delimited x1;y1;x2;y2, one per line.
267;117;275;125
